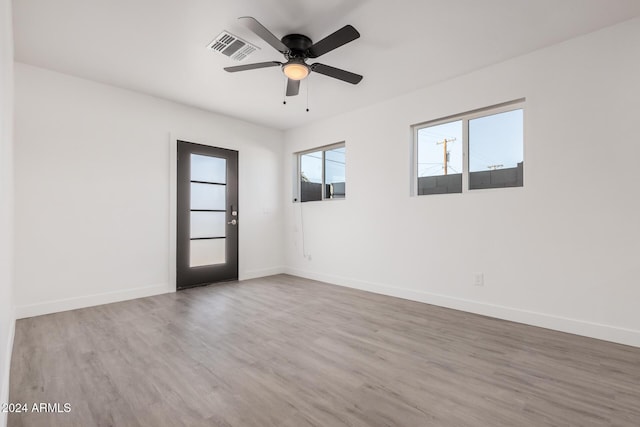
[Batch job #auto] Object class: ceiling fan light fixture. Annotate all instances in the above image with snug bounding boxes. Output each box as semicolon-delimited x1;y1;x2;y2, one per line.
283;62;309;80
227;17;363;97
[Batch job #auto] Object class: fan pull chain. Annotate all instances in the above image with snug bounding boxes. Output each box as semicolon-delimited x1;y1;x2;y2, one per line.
282;77;287;105
306;75;310;112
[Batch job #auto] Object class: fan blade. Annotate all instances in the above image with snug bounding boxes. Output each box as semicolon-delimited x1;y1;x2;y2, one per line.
311;63;363;84
307;25;360;58
239;16;288;53
224;61;282;72
286;79;300;96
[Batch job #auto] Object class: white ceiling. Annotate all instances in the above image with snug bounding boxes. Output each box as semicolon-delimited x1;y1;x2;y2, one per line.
13;0;640;130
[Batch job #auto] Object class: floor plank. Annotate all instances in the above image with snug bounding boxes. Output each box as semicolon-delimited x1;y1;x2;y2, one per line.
8;274;640;426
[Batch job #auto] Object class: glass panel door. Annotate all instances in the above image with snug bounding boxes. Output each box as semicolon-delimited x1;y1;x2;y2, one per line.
177;141;239;289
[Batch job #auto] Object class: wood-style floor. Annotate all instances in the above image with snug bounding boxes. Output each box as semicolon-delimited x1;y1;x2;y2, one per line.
9;274;640;426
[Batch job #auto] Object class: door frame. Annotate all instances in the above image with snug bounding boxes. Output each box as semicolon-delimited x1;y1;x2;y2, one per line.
169;134;240;291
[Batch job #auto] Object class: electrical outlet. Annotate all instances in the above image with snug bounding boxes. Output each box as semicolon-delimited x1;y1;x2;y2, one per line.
473;273;484;286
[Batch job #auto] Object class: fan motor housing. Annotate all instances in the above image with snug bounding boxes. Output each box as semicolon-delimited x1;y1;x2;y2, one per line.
281;34;313;56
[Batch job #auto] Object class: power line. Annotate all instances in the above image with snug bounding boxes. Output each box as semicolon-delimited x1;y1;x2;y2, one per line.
301;154;345;165
418;164;442;176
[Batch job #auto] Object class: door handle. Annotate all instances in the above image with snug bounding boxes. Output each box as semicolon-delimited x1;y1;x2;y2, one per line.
227;219;237;225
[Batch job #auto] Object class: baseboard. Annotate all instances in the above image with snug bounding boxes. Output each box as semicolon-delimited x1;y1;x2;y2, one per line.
1;314;15;427
283;267;640;348
16;283;173;319
15;267;288;319
240;266;286;281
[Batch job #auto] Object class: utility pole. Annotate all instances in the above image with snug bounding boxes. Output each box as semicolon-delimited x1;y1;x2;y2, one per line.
436;138;456;175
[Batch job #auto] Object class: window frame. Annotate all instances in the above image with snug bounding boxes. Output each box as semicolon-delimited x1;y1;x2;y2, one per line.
412;99;525;196
294;142;346;203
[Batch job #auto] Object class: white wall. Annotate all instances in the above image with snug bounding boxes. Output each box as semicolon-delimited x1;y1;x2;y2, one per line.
283;18;640;347
14;64;284;318
0;0;15;424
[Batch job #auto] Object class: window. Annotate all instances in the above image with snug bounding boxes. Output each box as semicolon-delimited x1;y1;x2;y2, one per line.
416;120;463;195
413;100;524;195
296;143;345;202
469;109;523;189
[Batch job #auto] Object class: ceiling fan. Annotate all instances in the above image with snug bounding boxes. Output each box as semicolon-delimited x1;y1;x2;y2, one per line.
224;17;363;97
